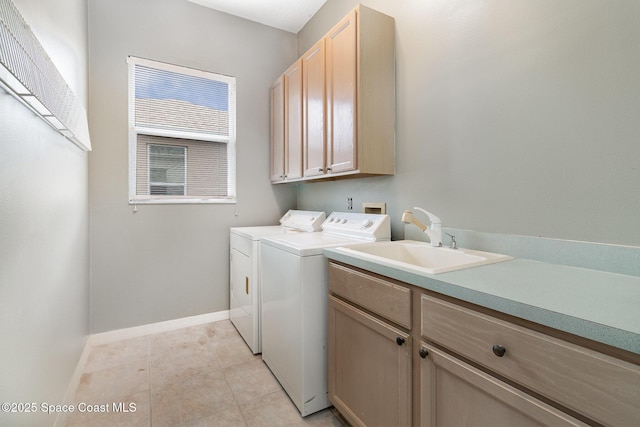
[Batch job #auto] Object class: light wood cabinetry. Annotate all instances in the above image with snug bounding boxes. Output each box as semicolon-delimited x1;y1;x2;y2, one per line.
270;60;303;183
421;295;640;426
302;39;326;178
329;260;411;329
284;59;303;181
324;9;358;175
269;75;284;182
419;343;586;427
271;5;395;183
327;261;640;427
328;262;412;427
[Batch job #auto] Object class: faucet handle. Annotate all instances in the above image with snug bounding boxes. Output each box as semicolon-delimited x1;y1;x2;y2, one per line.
445;232;457;250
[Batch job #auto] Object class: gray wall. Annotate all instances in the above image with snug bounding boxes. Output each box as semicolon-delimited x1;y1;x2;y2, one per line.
296;0;640;247
0;0;89;425
88;0;298;333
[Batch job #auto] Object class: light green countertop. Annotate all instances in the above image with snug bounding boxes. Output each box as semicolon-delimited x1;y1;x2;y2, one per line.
324;248;640;354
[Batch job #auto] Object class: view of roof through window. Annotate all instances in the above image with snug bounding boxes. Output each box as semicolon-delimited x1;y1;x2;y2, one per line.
135;66;229;112
133;64;231;137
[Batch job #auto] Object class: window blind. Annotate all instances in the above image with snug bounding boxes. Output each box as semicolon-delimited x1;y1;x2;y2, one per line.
128;56;236;203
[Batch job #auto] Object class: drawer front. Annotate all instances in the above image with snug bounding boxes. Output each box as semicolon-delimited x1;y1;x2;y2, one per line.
420;343;588;427
329;262;411;329
421;295;640;426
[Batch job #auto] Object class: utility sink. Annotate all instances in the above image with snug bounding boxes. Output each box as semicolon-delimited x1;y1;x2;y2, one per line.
335;240;513;274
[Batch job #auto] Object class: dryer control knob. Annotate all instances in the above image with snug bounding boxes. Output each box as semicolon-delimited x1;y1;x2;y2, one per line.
361;220;373;229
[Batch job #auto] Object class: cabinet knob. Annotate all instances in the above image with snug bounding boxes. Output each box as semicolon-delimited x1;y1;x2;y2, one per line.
396;337;405;346
419;348;429;359
492;344;506;357
326;167;332;171
318;168;323;173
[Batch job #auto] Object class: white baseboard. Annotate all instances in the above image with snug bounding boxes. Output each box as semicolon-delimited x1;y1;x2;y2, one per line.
54;310;229;427
54;335;93;427
88;310;230;346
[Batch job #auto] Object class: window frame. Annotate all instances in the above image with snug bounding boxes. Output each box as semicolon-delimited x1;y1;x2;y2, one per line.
127;56;236;204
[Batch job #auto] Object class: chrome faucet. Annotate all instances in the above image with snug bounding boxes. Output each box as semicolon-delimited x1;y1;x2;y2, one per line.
445;232;458;250
402;207;443;247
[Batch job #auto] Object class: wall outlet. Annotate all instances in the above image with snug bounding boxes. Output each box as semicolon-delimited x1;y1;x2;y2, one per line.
347;197;353;210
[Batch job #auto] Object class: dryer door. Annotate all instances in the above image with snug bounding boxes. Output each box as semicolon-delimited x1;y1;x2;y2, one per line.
230;245;254;350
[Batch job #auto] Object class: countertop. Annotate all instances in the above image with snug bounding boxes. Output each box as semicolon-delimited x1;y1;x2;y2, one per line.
323;248;640;355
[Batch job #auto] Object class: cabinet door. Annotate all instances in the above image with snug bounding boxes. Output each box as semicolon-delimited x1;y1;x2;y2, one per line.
303;39;326;177
326;9;357;174
270;76;285;182
420;343;587;427
284;59;303;180
328;295;411;427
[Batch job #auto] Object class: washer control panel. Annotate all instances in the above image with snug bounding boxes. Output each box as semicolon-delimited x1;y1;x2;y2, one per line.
322;212;391;241
279;210;326;232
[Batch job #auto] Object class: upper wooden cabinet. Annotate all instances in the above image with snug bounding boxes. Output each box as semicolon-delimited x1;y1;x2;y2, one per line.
270;75;284;182
284;59;303;181
271;5;395;183
302;39;326;178
324;10;358;175
270;59;304;183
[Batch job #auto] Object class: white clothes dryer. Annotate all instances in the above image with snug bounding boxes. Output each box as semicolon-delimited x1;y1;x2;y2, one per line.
229;210;325;354
260;212;390;416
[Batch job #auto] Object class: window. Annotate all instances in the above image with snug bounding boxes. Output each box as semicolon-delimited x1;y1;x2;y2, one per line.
127;56;236;203
148;144;186;195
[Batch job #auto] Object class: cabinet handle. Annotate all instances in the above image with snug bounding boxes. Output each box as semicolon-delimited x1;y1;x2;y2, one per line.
492;344;506;357
245;277;249;294
419;348;429;359
396;337;405;346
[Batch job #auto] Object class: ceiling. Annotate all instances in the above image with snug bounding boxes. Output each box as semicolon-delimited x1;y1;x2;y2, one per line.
186;0;327;33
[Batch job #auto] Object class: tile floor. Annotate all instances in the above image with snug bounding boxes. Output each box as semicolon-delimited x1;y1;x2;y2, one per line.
62;320;345;427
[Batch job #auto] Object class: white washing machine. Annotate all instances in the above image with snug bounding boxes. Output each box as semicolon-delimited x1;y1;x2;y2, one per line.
229;210;325;354
260;212;391;416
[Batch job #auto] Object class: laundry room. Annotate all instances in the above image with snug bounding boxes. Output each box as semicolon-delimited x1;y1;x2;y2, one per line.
1;0;639;426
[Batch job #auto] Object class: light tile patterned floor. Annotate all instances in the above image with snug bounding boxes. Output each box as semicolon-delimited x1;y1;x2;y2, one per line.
63;320;345;427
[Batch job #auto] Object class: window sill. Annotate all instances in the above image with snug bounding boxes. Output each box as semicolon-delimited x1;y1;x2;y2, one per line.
129;198;236;205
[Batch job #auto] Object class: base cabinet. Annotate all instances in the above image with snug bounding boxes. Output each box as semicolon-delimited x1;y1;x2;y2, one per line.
419;343;586;427
421;295;640;426
328;295;412;427
327;261;640;427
